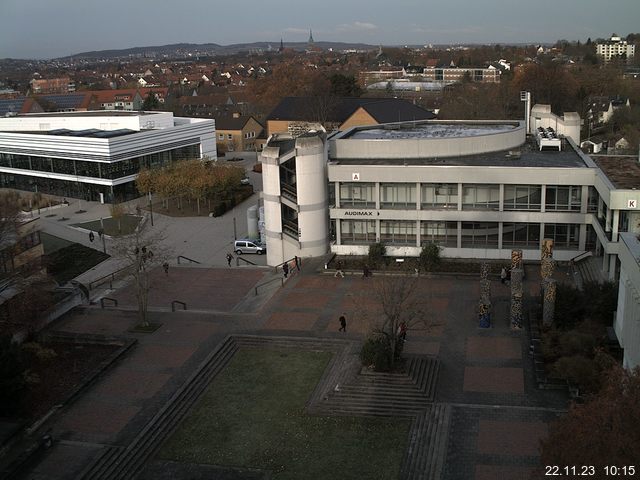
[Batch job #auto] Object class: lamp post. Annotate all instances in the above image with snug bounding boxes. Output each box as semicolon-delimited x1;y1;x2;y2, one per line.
148;191;154;226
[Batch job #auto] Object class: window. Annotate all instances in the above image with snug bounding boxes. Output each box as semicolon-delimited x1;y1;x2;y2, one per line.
380;220;416;245
503;185;542;211
339;183;376;208
587;186;598;213
380;183;416;209
544;224;580;249
502;223;540;248
545;186;581;211
227;134;233;140
341;219;376;244
461;222;499;247
218;133;224;140
421;183;458;209
420;221;457;247
462;184;500;210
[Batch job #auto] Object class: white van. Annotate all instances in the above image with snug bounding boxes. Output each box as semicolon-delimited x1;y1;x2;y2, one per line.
234;239;265;255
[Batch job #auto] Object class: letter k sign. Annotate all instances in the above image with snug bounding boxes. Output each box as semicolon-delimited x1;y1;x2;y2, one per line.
352;173;360;181
628;199;637;209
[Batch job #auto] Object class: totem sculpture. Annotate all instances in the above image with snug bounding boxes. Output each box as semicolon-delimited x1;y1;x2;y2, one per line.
543;279;557;326
511;249;523;270
510;262;524;329
479;262;491;328
540;238;556;325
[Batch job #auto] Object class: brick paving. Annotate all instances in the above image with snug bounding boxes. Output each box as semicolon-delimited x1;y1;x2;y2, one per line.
16;262;570;479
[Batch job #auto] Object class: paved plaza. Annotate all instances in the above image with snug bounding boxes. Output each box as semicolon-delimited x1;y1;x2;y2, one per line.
6;189;569;479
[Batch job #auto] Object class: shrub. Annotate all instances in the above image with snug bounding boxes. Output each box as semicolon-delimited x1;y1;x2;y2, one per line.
360;335;392;372
213;201;227;217
368;242;386;268
0;336;27;416
419;242;441;271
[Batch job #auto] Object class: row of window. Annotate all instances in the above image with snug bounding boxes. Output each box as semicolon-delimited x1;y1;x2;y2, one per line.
217;131;257;141
0;145;199;180
339;220;585;250
333;182;596;212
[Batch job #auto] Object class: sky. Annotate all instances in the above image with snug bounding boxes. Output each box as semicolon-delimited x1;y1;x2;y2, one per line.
1;0;639;59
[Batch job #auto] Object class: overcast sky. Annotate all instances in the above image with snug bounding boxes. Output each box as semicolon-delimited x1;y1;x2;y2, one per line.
1;0;639;59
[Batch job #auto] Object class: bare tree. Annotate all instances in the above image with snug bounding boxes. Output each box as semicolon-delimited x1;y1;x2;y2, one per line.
358;272;439;368
111;217;171;327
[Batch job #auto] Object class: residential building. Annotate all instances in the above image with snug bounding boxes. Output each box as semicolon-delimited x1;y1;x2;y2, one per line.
596;35;636;63
0;111;216;203
261;105;638;291
420;66;501;83
0;216;43;279
266;97;435;138
215;114;263;152
30;77;76;94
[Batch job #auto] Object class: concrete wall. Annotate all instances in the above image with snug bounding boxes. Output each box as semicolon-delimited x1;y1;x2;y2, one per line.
530;104;581;145
614;233;640;369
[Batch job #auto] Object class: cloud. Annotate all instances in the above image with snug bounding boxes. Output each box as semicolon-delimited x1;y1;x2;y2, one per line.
336;21;378;32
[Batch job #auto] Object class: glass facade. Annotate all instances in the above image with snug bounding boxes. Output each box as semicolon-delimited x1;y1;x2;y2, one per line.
545;186;582;211
341;219;376;244
380;220;416;245
421;183;458;209
544;223;580;249
380;183;416;209
462;184;500;210
339;183;375;208
502;223;540;248
461;222;499;247
503;185;542;211
420;221;457;247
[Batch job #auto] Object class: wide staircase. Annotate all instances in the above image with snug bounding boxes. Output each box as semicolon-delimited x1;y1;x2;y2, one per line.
575;255;606;287
78;335;449;480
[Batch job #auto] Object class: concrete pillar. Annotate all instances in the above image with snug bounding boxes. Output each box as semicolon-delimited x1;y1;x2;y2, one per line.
375;182;380;210
612;210;620;241
456;221;462;249
416;182;421;210
581;185;589;214
457;183;463;211
605;206;611;232
335;219;342;245
540;185;546;213
499;184;504;212
334;182;340;208
609;255;617;281
579;224;587;251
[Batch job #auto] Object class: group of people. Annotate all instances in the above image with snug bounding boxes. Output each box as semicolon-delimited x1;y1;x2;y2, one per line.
282;256;301;278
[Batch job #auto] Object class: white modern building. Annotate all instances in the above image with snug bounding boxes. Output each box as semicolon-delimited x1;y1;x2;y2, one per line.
260;106;640;285
596;35;636;63
614;232;640;369
0;111;216;203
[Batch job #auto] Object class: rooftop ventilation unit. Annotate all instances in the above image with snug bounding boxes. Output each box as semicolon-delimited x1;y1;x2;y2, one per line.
535;127;561;151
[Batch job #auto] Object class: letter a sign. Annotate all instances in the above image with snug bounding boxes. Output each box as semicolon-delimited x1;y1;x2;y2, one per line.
628;199;637;209
352;172;360;181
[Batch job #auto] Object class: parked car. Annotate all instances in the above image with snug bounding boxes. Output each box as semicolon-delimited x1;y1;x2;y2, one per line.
240;176;251;185
234;239;265;255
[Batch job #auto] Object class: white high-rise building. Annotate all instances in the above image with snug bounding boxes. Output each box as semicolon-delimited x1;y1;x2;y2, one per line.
596;35;635;63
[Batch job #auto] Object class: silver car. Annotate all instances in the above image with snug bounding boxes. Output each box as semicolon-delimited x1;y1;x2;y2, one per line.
234;239;265;255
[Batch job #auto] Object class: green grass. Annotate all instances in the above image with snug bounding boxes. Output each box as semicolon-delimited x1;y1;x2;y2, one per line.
160;348;410;479
40;232;73;255
72;214;141;236
44;243;110;284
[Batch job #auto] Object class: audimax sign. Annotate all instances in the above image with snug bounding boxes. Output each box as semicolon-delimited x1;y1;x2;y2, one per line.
344;211;379;216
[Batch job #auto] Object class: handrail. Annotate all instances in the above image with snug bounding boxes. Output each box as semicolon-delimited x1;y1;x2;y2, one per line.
255;277;284;296
100;297;118;308
89;265;132;290
569;251;593;264
171;300;187;311
177;255;201;265
274;257;300;273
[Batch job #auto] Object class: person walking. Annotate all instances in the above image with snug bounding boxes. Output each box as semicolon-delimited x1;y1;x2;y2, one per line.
500;267;507;284
294;255;301;271
334;260;345;278
163;262;169;275
226;253;233;267
339;315;347;332
283;261;289;278
362;264;371;279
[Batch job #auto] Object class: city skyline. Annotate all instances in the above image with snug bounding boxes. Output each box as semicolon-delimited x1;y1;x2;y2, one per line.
1;0;639;60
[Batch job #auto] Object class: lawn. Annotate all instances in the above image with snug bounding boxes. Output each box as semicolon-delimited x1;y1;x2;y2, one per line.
44;242;110;284
72;214;141;236
159;348;410;479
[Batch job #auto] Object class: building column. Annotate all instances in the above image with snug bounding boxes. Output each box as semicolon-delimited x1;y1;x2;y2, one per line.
416;182;421;210
609;254;617;281
612;210;620;241
335;182;340;208
581;185;589;214
499;184;504;212
376;219;381;243
457;183;463;211
540;185;546;213
335;219;341;246
579;224;587;251
457;221;462;249
539;223;545;251
375;182;380;210
605;206;612;232
498;222;504;250
416;219;421;247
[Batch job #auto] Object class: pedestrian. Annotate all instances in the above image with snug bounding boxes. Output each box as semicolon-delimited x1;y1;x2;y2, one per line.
98;229;103;239
500;267;507;284
88;231;94;242
226;253;233;267
283;261;289;278
398;321;407;342
163;262;169;275
294;255;301;271
362;264;371;278
339;315;347;332
334;260;345;278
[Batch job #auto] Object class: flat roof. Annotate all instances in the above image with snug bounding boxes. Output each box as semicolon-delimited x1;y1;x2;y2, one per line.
330;137;588;169
347;122;518;140
593;156;640;189
13;110;156;118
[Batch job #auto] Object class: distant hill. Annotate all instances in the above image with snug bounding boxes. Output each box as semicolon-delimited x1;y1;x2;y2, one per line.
65;41;379;59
